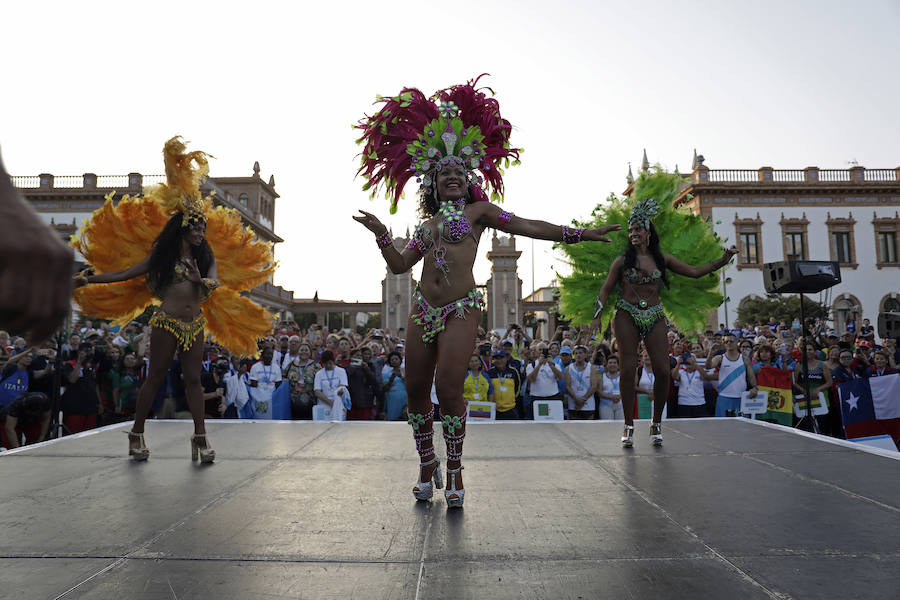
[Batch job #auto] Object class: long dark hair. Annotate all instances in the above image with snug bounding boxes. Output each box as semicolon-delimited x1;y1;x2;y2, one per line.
623;222;669;288
145;214;214;295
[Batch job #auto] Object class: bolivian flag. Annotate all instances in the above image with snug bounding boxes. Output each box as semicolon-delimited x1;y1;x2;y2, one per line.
756;366;793;426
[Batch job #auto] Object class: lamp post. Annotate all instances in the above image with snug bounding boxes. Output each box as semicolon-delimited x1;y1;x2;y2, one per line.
722;271;732;330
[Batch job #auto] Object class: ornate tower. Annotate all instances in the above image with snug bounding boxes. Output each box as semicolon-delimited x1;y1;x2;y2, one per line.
381;229;417;334
485;232;523;332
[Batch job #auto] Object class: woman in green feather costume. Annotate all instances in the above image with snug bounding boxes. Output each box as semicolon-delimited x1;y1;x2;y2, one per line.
557;170;736;447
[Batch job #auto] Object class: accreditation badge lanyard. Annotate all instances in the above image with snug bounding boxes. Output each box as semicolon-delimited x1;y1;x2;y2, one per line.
571;364;589;393
605;373;620;395
498;371;511;393
684;370;697;389
646;371;655;388
324;369;337;394
468;370;483;400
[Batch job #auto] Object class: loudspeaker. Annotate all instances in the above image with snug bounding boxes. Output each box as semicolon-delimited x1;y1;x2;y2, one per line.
878;312;900;340
762;260;841;294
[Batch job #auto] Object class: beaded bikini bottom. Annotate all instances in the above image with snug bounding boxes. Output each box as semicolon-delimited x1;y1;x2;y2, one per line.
616;298;665;340
149;309;206;352
412;287;485;343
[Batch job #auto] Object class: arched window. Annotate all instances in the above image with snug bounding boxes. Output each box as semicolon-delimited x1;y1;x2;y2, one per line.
238;193;249;207
833;294;861;334
882;295;900;313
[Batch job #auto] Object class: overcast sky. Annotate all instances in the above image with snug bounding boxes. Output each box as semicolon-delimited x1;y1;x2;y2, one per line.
3;0;899;302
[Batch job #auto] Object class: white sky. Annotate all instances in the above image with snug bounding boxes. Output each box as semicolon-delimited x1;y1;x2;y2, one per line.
3;0;899;302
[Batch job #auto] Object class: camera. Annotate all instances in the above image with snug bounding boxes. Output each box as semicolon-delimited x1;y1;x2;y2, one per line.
541;348;549;358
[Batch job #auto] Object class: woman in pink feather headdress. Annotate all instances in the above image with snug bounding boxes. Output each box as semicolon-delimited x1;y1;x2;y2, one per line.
353;75;619;508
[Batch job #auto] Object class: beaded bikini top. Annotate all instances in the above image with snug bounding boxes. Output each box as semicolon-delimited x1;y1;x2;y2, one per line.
405;199;478;284
622;267;663;286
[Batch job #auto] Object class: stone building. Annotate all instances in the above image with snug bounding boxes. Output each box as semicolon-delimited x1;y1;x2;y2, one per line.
13;162;296;318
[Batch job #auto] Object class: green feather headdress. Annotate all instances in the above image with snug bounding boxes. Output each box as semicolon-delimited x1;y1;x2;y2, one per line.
557;169;726;335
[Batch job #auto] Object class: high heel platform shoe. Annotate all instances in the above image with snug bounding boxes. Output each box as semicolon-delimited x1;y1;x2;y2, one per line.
126;431;150;461
413;456;443;500
621;425;635;448
650;422;663;446
191;433;216;463
444;465;464;508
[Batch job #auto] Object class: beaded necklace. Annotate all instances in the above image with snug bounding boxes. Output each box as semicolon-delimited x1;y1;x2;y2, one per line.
432;199;473;284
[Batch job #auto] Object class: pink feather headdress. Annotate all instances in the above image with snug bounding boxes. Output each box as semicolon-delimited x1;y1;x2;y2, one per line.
355;74;522;213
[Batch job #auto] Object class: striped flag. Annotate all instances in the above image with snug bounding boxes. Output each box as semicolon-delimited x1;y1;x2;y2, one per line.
755;366;794;426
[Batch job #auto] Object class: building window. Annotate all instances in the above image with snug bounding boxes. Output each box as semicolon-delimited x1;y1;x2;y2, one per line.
733;213;763;269
878;232;897;262
740;233;759;263
882;295;900;313
825;213;857;267
873;213;900;268
786;233;806;260
780;213;809;262
238;193;249;207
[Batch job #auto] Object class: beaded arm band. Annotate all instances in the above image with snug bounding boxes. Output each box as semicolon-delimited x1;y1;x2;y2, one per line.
562;225;585;244
375;230;393;249
200;277;220;301
497;210;513;231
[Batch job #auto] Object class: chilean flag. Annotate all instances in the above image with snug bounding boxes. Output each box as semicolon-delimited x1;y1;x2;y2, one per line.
838;374;900;449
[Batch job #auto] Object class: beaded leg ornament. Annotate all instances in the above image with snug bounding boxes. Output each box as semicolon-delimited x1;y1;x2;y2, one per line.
441;411;467;463
410;406;442;500
408;406;436;461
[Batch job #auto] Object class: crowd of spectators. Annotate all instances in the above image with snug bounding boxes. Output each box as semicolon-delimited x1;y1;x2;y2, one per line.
1;312;898;449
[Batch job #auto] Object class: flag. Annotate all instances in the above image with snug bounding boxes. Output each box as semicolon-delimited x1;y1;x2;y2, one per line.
839;374;900;449
755;366;793;425
271;380;292;420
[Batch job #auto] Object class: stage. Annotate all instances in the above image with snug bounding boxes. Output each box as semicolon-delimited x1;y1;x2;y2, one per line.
1;418;898;599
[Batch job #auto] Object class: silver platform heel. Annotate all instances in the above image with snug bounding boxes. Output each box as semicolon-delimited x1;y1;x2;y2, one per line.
413;456;443;500
444;465;465;508
191;433;216;463
650;422;663;446
621;425;635;447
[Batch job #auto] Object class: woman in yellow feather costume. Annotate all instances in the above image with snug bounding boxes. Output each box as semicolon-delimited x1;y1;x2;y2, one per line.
72;137;275;462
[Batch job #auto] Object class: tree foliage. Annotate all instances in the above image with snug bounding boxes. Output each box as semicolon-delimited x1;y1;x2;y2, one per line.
735;293;829;327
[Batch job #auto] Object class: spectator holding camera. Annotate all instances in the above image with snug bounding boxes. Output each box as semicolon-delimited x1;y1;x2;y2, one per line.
526;342;563;416
0;349;50;409
345;348;381;420
671;353;715;417
61;342;101;433
201;359;229;418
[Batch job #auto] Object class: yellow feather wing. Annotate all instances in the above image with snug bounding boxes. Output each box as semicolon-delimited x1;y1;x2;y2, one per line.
204;288;273;357
206;206;275;291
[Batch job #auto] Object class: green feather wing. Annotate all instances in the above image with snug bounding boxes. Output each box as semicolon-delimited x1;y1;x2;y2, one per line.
557;169;725;334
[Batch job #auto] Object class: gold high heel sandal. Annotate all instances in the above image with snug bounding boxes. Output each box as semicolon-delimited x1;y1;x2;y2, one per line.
191;433;216;463
126;431;150;461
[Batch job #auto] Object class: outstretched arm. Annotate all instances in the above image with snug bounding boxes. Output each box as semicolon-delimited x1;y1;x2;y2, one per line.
665;246;738;279
475;202;619;243
77;255;151;286
353;210;423;274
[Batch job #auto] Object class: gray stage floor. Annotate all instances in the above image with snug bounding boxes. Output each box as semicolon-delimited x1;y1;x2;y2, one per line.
1;418;898;600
